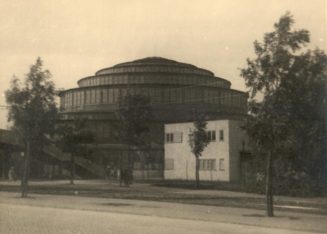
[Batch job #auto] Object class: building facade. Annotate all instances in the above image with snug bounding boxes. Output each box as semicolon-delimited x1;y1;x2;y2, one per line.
164;120;249;182
58;57;248;179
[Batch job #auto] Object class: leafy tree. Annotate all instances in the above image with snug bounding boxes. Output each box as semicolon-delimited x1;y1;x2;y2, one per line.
5;58;57;197
241;12;326;216
274;50;326;195
188;114;210;188
116;93;153;186
56;119;94;184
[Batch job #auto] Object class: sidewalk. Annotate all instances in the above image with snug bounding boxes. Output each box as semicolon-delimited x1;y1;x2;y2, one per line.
1;179;326;213
0;191;326;233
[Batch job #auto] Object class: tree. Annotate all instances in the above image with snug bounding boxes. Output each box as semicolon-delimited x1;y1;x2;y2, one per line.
5;58;57;197
56;119;94;184
241;12;326;216
188;114;210;189
116;93;153;186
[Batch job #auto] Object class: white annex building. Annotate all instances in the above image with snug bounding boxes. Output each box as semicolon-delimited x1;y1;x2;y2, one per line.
164;119;249;182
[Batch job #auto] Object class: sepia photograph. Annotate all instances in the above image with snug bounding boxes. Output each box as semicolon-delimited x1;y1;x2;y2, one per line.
0;0;326;233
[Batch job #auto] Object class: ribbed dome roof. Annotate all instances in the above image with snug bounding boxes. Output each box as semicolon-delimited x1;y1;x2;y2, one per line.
114;57;197;68
95;57;214;76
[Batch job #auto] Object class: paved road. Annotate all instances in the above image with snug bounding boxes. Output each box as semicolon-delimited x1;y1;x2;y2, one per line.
1;180;326;214
0;203;318;234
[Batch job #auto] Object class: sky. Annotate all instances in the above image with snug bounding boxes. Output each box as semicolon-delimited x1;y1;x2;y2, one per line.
0;0;326;129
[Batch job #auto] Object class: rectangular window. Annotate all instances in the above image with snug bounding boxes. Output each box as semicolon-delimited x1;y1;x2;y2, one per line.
80;91;85;105
75;92;79;106
165;158;174;170
203;90;210;103
207;130;216;141
113;88;120;103
212;91;220;104
170;89;176;103
85;90;90;104
170;89;183;104
161;90;169;104
165;133;174;143
78;92;82;106
165;132;183;143
96;89;101;103
121;76;127;84
184;87;198;103
89;90;93;104
90;90;95;104
209;90;215;103
119;89;126;102
151;88;160;104
199;159;216;171
72;92;77;107
102;89;108;104
108;88;113;104
174;132;183;143
219;158;225;171
219;130;224;141
221;91;226;105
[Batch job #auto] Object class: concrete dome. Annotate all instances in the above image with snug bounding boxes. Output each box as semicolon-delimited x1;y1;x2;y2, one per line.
76;57;231;89
58;57;248;179
60;57;246;122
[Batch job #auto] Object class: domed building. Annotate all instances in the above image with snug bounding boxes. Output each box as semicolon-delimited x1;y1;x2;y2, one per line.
59;57;248;179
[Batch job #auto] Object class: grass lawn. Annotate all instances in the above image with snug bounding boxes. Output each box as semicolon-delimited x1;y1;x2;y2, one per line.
1;179;326;215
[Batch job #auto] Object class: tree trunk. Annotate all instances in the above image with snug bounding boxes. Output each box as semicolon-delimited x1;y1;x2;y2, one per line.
126;148;134;186
70;153;75;185
146;163;149;179
195;156;200;189
266;150;274;217
1;150;6;180
51;164;55;180
21;141;30;198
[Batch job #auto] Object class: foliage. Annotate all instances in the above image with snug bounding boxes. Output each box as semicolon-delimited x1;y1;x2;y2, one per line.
242;12;310;99
116;93;153;146
5;57;57;197
6;57;57;145
188;115;210;158
56;119;94;155
241;12;327;197
188;114;210;188
55;119;94;184
116;93;153;186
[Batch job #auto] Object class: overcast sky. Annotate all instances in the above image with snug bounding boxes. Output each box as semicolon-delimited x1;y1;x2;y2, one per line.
0;0;326;129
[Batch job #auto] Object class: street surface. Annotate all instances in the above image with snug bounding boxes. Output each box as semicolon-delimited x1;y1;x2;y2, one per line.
1;180;326;214
0;191;326;234
0;203;320;234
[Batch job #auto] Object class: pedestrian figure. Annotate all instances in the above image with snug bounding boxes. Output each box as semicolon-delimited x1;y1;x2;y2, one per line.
8;167;16;181
119;168;126;186
105;165;111;180
119;168;133;187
